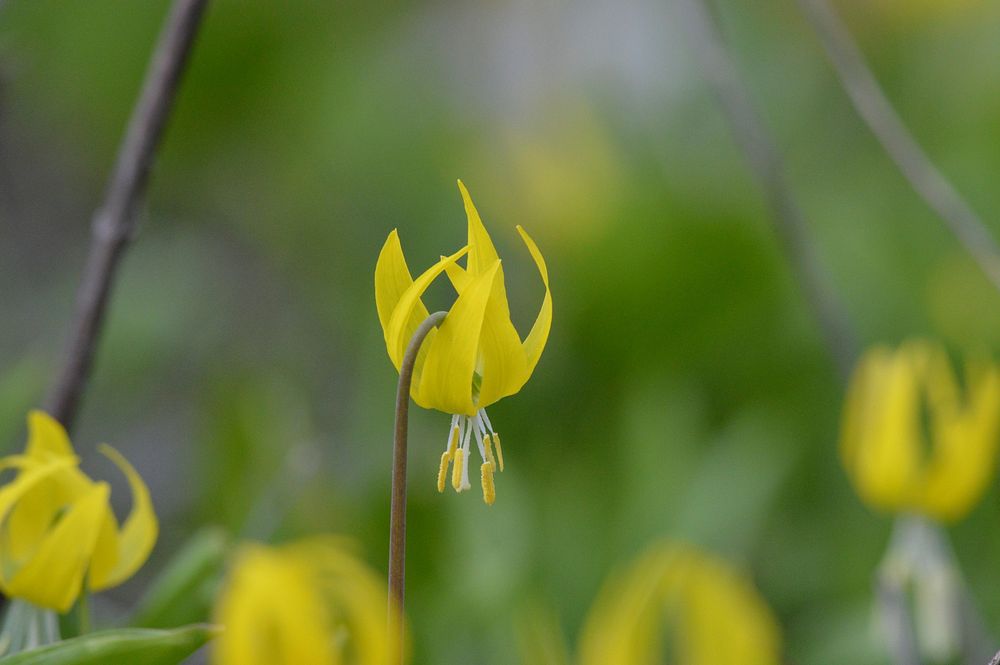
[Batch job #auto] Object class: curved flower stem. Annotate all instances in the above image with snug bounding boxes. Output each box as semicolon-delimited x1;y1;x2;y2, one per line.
388;310;447;662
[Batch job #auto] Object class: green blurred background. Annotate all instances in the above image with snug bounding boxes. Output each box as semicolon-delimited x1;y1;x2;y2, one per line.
3;0;1000;662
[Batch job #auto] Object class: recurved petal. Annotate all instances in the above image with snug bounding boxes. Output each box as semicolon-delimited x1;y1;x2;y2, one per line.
376;231;429;353
416;261;501;415
458;180;501;276
26;410;75;461
213;544;335;665
0;456;78;567
841;347;922;512
477;263;530;408
385;246;468;370
88;444;158;591
4;463;93;563
920;358;1000;521
443;257;472;293
517;225;552;374
5;481;109;613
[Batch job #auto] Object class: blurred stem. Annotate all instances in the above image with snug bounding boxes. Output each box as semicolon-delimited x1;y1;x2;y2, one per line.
44;0;210;431
673;0;859;383
797;0;1000;296
388;310;447;663
989;651;1000;665
795;5;1000;660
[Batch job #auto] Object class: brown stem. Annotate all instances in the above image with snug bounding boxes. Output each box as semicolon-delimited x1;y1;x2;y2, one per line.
388;310;447;662
44;0;210;430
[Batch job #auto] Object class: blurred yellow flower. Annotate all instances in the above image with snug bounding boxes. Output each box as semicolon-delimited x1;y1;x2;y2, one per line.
578;543;781;665
841;340;1000;522
212;537;399;665
0;410;157;613
375;180;551;505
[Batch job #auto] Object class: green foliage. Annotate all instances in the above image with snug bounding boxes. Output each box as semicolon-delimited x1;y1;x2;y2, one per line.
0;625;217;665
130;528;231;630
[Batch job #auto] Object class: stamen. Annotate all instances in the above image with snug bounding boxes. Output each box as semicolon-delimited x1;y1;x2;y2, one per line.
481;462;496;505
479;408;495;434
492;433;504;472
452;448;464;491
472;414;487;461
446;425;459;457
460;445;471;491
437;452;451;493
483;433;497;472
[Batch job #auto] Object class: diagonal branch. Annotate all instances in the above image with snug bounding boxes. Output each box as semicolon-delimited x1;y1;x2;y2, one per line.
798;0;1000;294
673;0;860;382
44;0;210;430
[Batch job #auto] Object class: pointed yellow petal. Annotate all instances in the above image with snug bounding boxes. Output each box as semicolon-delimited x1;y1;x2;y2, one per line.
920;352;1000;521
26;410;75;460
385;246;468;370
88;444;158;590
416;261;501;414
476;263;531;408
376;230;430;362
5;481;109;613
517;225;552;374
4;463;92;563
0;458;78;588
457;180;500;276
213;544;336;665
841;346;922;512
443;257;472;293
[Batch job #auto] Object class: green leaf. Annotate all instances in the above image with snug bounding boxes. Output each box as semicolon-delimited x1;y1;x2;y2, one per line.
130;527;230;629
0;624;219;665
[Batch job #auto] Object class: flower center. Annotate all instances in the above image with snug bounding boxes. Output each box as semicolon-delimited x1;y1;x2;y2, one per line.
436;408;504;505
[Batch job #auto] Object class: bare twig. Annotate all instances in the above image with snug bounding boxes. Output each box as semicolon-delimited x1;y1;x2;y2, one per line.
388;310;447;664
671;1;926;663
988;650;1000;665
44;0;210;430
798;0;1000;294
674;0;859;382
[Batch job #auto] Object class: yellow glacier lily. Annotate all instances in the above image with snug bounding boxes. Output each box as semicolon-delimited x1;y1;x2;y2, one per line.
0;411;158;613
213;537;399;665
375;180;551;505
578;543;781;665
841;340;1000;522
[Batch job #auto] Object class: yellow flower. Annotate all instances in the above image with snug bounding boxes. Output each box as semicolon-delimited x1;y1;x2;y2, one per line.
840;340;1000;522
374;180;551;505
578;543;781;665
0;410;157;613
212;537;399;665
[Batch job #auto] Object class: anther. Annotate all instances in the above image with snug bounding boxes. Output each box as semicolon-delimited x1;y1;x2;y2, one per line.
483;434;497;472
446;425;459;456
481;462;496;505
452;448;464;492
437;452;451;493
492;433;504;472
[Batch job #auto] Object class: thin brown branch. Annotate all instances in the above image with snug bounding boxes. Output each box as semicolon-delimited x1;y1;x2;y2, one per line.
674;0;860;383
388;310;447;664
44;0;210;430
988;651;1000;665
798;0;1000;294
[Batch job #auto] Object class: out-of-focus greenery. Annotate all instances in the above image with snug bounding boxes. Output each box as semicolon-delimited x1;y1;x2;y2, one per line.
2;0;1000;663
